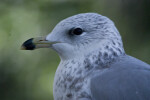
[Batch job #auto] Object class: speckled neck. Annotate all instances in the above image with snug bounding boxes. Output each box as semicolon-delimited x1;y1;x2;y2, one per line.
83;39;125;69
53;39;125;100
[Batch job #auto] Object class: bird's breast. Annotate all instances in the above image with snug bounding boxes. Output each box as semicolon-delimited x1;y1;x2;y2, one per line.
53;60;93;100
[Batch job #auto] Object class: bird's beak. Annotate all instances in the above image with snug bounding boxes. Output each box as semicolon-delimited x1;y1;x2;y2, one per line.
21;36;59;50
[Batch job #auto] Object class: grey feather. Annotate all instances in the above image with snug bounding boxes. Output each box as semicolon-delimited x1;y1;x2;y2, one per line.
27;13;150;100
91;55;150;100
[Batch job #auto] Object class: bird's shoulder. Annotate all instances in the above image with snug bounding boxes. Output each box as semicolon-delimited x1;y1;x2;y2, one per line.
90;55;150;100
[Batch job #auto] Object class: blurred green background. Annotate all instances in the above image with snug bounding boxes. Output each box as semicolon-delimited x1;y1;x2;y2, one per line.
0;0;150;100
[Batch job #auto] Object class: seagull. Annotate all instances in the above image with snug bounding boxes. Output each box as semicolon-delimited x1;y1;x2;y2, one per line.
21;13;150;100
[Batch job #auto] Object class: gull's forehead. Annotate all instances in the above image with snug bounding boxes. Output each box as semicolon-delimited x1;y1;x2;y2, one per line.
65;13;102;22
58;13;111;27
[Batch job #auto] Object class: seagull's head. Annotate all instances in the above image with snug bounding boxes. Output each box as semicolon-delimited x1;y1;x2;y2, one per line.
21;13;124;60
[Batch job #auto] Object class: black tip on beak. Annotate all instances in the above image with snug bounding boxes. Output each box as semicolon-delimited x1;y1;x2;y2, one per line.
21;38;36;50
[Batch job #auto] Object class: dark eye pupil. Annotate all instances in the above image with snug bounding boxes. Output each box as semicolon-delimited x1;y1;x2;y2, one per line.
72;28;83;35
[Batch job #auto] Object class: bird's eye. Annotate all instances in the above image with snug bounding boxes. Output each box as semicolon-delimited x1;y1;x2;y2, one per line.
71;28;83;35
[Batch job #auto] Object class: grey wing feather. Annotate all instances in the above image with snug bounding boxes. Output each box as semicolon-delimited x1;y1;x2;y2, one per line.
90;55;150;100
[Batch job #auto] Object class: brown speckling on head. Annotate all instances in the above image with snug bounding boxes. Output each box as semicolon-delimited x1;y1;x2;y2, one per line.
51;13;125;100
